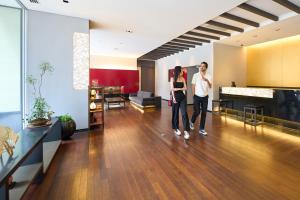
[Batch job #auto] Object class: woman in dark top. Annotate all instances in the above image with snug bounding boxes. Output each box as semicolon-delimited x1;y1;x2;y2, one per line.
170;66;190;140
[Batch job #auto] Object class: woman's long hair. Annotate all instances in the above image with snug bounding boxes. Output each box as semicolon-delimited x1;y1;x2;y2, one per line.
173;66;182;83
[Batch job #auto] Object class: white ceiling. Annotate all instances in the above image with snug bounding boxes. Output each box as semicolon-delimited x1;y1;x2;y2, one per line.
20;0;247;58
0;0;21;8
217;14;300;47
213;0;300;47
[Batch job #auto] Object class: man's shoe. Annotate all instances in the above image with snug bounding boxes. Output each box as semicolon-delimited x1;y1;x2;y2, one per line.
199;129;207;136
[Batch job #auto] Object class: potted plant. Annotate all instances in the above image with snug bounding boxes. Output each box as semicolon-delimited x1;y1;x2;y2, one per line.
27;62;54;126
59;114;76;140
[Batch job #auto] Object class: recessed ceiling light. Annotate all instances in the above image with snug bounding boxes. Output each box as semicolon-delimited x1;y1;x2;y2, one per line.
29;0;39;3
126;29;133;33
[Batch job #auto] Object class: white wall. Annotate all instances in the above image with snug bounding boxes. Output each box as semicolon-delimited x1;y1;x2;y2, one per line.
213;43;247;99
155;43;247;111
27;11;89;129
155;44;214;110
0;6;21;112
90;55;137;70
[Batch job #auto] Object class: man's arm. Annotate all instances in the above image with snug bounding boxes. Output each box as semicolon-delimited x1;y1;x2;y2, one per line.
191;74;196;96
192;84;195;96
201;74;212;88
206;79;212;88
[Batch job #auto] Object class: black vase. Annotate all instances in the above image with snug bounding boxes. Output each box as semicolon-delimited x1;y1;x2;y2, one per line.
61;119;76;140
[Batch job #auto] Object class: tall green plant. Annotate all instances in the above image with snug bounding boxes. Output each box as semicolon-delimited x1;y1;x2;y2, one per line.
27;62;54;122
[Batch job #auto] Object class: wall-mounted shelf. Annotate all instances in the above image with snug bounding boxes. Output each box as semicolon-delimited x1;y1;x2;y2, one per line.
88;86;104;130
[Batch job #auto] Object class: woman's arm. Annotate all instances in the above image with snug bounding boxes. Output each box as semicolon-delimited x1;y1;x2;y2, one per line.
170;78;177;103
182;79;187;91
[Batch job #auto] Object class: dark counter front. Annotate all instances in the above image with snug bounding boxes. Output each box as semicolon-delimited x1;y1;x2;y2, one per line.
220;87;300;130
0;118;61;200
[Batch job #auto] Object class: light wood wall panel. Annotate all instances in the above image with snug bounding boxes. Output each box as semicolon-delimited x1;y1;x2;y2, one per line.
247;35;300;87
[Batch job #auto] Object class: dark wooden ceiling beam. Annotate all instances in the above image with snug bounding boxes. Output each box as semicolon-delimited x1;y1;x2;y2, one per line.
194;26;231;36
144;54;173;58
178;35;210;43
220;13;259;27
147;54;170;59
172;39;202;46
162;44;189;50
185;31;219;40
207;20;244;32
146;51;174;55
143;51;174;55
154;49;180;52
272;0;300;14
151;50;180;54
238;3;279;21
145;52;176;57
150;47;181;52
159;47;184;52
167;42;195;48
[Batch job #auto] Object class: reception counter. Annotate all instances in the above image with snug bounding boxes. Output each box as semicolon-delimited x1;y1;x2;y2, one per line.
220;87;300;130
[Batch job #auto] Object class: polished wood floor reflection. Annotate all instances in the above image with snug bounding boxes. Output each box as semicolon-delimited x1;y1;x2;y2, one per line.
25;102;300;200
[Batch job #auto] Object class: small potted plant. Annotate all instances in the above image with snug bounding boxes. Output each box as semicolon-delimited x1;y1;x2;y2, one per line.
59;114;76;140
27;62;54;127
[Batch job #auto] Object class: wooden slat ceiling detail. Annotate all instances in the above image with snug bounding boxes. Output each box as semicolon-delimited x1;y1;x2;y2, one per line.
179;35;210;43
172;39;202;46
162;44;189;50
238;3;279;21
195;26;231;36
206;20;244;32
167;42;195;48
159;47;184;51
139;0;300;60
272;0;300;14
185;31;220;40
220;13;259;27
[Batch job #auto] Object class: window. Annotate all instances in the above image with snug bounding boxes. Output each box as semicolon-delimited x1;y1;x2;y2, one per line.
0;1;24;132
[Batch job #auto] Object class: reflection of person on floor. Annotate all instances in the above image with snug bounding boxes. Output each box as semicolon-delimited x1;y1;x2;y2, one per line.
190;62;212;136
170;66;190;140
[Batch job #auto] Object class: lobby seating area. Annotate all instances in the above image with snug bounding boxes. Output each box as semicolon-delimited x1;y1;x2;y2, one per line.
129;91;162;109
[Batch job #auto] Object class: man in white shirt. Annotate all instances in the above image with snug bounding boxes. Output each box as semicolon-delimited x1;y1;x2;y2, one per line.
190;62;212;136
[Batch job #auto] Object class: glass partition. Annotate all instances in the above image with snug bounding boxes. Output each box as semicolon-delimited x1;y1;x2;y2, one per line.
0;0;24;132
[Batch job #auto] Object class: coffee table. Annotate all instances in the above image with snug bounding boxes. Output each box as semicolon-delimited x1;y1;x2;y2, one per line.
105;97;125;110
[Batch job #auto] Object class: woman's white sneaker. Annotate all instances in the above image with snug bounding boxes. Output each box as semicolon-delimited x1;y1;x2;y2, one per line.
189;121;194;130
174;129;181;136
199;130;207;136
184;131;190;140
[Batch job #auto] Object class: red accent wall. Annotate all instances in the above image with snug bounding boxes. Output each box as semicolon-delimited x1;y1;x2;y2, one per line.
90;69;139;93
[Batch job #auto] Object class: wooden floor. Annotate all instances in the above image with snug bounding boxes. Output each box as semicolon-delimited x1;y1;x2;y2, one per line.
24;102;300;200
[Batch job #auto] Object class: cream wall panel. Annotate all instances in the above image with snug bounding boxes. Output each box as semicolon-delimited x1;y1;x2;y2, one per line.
247;35;300;87
90;55;137;70
282;39;300;87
